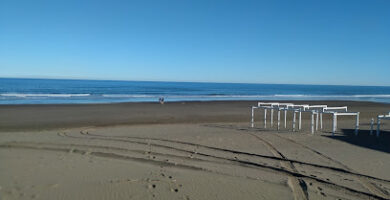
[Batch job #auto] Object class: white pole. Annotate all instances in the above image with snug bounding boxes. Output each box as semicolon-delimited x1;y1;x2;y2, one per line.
354;112;359;136
292;111;296;132
264;108;267;128
277;109;281;131
370;118;374;135
270;109;274;127
376;117;381;137
311;111;315;134
332;114;337;136
298;111;302;130
251;107;254;128
284;110;287;128
315;112;319;131
320;113;323;130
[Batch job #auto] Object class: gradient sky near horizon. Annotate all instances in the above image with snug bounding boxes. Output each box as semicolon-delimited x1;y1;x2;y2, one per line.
1;0;389;86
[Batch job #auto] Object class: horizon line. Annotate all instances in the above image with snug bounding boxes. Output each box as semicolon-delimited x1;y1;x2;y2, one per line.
0;76;389;87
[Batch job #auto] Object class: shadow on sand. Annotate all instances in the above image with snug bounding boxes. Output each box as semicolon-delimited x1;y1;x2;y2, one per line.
324;129;390;154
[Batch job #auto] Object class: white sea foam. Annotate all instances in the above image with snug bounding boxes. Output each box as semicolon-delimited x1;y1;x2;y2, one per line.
102;94;271;98
0;93;90;98
275;94;390;98
103;94;390;98
274;94;306;97
2;93;390;99
102;94;155;98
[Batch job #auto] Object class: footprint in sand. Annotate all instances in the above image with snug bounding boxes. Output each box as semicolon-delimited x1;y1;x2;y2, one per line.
170;188;179;192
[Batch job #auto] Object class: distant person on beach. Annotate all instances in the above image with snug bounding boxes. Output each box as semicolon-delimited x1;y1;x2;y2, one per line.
159;97;165;104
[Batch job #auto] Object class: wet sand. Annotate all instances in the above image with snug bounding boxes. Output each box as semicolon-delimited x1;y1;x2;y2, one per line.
0;100;389;132
1;101;390;200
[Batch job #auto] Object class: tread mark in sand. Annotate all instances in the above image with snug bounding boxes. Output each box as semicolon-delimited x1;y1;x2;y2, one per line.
70;129;389;200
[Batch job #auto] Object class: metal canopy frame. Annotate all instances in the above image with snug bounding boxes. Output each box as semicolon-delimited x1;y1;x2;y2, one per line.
251;102;360;135
374;112;390;136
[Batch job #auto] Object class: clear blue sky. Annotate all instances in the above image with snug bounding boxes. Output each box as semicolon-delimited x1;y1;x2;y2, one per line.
1;0;389;86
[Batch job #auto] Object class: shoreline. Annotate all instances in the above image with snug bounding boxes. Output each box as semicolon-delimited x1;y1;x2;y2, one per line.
1;99;390;106
1;100;389;132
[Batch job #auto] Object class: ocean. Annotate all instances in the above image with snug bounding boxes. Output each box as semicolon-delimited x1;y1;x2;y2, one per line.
1;78;390;104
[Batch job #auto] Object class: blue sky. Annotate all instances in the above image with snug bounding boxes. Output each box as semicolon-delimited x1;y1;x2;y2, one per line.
0;0;389;86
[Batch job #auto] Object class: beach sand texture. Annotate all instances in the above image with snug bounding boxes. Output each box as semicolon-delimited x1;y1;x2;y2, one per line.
1;101;390;200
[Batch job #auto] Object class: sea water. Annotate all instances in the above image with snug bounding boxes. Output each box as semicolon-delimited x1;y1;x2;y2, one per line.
1;78;390;104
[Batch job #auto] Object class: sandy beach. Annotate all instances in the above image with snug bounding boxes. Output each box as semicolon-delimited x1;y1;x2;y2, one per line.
1;101;390;200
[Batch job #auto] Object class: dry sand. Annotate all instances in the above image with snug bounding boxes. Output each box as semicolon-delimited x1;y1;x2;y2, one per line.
1;101;390;200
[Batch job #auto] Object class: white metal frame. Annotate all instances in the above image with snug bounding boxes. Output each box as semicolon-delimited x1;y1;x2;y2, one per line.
252;102;292;129
304;105;327;130
251;102;360;136
322;106;359;136
375;112;390;137
252;103;315;132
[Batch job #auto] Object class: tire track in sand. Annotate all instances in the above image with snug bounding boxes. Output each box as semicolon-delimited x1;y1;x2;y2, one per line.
83;130;390;184
75;128;389;200
206;124;390;199
273;133;390;199
243;132;309;200
0;141;261;181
